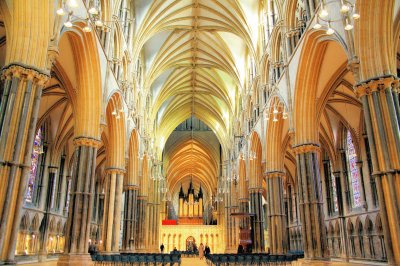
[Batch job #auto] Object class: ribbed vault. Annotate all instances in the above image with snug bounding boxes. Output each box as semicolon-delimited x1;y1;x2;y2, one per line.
164;132;219;197
134;0;260;154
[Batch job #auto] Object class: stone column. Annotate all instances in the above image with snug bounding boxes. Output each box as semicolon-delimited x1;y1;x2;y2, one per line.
332;171;349;260
356;78;400;265
102;168;125;253
238;199;250;230
57;137;101;266
122;185;138;252
293;144;327;259
249;188;265;252
135;196;148;252
0;65;48;264
265;171;287;254
38;166;58;261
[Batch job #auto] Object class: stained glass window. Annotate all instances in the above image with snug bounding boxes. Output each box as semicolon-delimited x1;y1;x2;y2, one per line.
26;128;43;203
65;178;71;210
346;130;361;208
330;164;338;212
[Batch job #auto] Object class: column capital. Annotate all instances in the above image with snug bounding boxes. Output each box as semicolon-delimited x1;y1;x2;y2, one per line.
48;166;58;174
292;143;320;154
355;75;398;97
124;184;139;191
332;171;341;178
1;63;50;85
73;136;102;148
105;167;126;175
249;187;264;193
264;170;285;178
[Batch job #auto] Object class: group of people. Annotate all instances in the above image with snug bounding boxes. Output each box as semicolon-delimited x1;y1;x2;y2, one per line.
160;242;211;260
198;243;211;259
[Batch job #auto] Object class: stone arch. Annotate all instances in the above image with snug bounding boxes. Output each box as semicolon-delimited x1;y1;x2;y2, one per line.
30;214;40;233
355;217;365;258
60;23;102;139
293;30;350;145
19;212;30;231
105;92;126;169
49;217;56;234
265;95;288;172
127;129;139;186
249;131;263;188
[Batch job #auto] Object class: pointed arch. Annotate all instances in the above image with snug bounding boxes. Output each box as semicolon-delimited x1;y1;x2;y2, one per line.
265;96;288;172
105;92;126;169
60;23;102;139
127;129;139;186
249;131;263;188
293;30;350;145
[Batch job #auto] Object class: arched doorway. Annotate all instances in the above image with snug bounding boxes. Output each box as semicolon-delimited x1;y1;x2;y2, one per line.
186;236;196;251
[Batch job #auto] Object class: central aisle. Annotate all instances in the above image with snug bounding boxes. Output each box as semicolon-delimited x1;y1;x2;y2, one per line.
181;257;208;266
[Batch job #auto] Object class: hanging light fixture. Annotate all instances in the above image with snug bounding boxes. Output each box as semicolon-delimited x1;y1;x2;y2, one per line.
319;3;329;18
313;21;322;30
64;13;73;28
352;12;360;20
57;7;65;16
68;0;79;8
340;0;350;13
95;18;103;27
88;0;99;15
326;22;335;35
344;18;353;30
83;18;92;32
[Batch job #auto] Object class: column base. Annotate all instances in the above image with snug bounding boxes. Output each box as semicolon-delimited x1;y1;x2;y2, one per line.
57;254;93;266
38;252;48;262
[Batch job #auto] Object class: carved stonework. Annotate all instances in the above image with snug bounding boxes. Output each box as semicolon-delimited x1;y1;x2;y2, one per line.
292;143;320;154
73;137;102;148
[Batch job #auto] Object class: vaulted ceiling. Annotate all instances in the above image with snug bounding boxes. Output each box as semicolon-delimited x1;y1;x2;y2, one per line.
133;0;261;196
133;0;260;152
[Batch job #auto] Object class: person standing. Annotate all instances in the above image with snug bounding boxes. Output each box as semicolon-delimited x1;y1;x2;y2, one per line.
205;244;210;255
199;243;205;260
160;243;165;253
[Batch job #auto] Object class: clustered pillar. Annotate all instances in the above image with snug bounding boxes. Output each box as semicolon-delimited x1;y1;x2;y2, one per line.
0;65;48;264
356;77;400;265
102;168;125;253
265;171;287;254
122;185;138;252
135;195;148;251
58;137;100;266
249;188;265;252
224;182;239;253
294;144;327;259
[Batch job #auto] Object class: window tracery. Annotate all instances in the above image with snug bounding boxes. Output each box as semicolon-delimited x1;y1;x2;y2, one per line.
26;128;45;204
346;130;361;208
